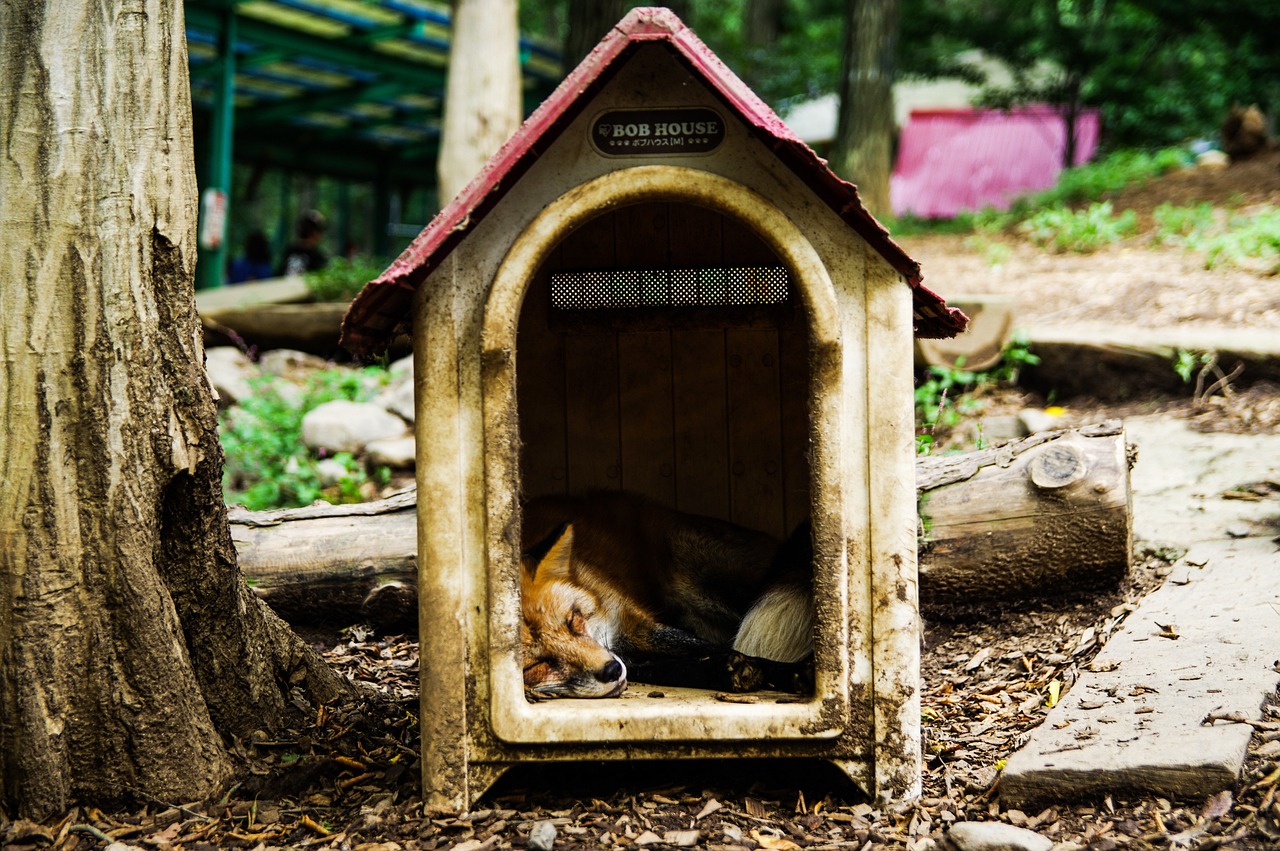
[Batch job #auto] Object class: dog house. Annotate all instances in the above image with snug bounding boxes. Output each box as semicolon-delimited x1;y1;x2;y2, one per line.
341;7;967;814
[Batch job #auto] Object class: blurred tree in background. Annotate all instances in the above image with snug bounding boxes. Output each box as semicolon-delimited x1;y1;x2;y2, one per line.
518;0;1279;181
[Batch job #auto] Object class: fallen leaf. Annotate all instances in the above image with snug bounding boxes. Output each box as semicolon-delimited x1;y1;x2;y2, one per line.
694;799;722;821
663;829;700;846
751;828;802;850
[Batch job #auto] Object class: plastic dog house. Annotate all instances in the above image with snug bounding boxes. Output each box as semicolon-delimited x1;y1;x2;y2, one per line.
342;7;966;814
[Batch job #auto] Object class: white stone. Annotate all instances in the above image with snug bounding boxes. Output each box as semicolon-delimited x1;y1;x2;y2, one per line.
947;821;1052;851
204;346;258;405
1016;408;1064;435
1196;149;1229;168
258;348;329;377
375;374;416;423
366;436;417;468
528;820;557;851
301;400;408;454
315;458;351;486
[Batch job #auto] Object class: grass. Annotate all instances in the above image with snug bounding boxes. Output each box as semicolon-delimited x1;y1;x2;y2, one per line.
304;256;389;302
1018;201;1138;253
894;145;1278;264
220;366;393;511
1153;202;1280;270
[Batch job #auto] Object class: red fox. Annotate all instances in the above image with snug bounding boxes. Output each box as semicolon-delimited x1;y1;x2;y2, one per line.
519;492;813;699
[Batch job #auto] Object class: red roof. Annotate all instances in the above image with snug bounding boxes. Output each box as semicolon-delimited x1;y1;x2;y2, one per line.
341;7;966;356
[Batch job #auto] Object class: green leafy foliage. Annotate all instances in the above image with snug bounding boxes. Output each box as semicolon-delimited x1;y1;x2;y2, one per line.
1154;203;1280;270
1198;207;1280;271
1019;148;1186;211
220;367;392;511
1172;348;1210;383
303;256;388;303
915;336;1040;454
1152;202;1216;246
1018;202;1137;253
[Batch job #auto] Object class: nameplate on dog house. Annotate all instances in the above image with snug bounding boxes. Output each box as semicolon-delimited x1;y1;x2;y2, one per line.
591;108;725;156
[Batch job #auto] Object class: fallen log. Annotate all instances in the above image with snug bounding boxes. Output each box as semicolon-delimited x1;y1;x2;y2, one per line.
233;422;1132;628
916;420;1132;618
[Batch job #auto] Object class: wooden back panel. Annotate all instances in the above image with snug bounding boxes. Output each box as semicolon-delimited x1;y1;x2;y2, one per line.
516;203;810;539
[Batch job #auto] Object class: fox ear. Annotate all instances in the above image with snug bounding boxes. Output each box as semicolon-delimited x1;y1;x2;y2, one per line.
523;522;574;582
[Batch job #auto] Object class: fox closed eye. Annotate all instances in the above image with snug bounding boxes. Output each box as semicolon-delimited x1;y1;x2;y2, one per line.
566;607;588;635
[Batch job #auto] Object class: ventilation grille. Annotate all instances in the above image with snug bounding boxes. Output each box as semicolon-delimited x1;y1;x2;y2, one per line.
550;266;790;310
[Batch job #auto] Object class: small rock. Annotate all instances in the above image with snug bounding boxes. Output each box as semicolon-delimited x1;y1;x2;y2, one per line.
947;821;1053;851
315;457;352;486
366;435;417;468
980;414;1028;443
1196;149;1229;168
258;348;329;378
528;820;558;851
375;374;416;423
1018;408;1065;435
204;346;258;405
301;400;408;453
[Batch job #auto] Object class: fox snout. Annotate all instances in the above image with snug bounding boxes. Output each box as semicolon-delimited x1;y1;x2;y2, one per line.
522;647;628;699
521;522;629;698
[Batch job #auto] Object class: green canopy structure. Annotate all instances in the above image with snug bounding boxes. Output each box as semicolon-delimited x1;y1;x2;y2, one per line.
186;0;561;288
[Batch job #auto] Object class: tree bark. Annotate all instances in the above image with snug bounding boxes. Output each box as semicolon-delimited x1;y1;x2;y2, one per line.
831;0;901;218
564;0;627;70
437;0;522;202
0;1;346;820
917;421;1132;617
230;424;1132;628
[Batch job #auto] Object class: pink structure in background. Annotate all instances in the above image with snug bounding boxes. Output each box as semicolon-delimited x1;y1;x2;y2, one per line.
891;105;1100;218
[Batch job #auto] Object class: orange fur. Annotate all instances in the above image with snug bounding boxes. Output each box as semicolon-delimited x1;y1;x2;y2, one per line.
519;492;812;699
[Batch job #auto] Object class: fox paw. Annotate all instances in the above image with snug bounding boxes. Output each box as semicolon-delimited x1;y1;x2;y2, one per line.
726;653;766;692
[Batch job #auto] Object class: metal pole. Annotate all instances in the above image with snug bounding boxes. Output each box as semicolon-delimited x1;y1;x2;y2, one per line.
195;6;237;289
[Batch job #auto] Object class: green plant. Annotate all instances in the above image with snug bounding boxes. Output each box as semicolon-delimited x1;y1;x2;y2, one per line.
220;366;393;510
1018;201;1137;253
1199;206;1280;270
1152;202;1215;246
1172;348;1208;383
915;335;1040;453
1152;203;1280;271
304;256;388;302
1023;147;1185;210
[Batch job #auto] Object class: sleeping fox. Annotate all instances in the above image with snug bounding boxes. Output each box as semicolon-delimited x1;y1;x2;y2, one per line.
519;492;814;699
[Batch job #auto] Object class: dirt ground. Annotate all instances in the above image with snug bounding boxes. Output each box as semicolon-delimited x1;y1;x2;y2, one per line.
899;148;1280;332
6;155;1280;851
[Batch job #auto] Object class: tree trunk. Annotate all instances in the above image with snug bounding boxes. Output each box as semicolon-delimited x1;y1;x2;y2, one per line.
564;0;627;70
230;424;1132;628
0;1;346;820
438;0;522;202
831;0;901;218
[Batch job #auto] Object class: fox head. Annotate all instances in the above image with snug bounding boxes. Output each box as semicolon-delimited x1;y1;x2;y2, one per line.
520;523;627;698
